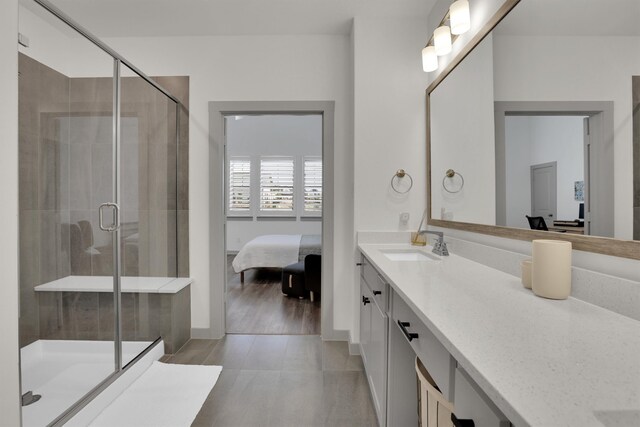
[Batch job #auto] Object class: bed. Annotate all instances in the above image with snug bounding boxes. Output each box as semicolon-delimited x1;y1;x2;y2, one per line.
232;234;321;281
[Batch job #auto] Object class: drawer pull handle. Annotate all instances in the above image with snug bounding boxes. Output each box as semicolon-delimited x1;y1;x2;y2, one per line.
373;290;382;296
451;414;475;427
362;295;370;306
398;320;419;342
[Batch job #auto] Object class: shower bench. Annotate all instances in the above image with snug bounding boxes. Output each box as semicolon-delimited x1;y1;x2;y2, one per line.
34;276;192;354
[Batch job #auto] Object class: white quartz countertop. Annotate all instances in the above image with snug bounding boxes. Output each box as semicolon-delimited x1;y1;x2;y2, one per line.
359;242;640;427
34;276;193;294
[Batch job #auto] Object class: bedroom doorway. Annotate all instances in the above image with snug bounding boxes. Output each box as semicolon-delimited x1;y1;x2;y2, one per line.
209;101;336;340
223;113;324;334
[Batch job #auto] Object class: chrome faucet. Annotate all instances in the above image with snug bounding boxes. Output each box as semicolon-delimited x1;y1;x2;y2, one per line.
418;230;449;256
413;209;449;256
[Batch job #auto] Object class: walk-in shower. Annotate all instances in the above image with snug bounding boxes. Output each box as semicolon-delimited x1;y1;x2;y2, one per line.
18;0;188;425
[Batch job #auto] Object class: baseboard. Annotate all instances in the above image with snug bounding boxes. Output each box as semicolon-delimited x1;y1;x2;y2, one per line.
348;342;361;356
191;327;224;340
348;330;361;356
320;329;361;355
322;328;349;342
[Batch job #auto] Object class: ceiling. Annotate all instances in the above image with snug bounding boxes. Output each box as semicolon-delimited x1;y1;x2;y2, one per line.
495;0;640;36
45;0;435;37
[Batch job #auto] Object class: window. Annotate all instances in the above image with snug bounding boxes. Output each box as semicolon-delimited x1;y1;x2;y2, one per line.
303;158;322;215
227;156;322;217
259;158;295;213
228;158;251;213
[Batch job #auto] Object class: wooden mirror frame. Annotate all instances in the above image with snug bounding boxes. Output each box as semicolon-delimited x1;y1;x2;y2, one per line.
425;0;640;260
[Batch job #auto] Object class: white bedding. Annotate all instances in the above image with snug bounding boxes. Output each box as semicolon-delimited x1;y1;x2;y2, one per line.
232;234;302;273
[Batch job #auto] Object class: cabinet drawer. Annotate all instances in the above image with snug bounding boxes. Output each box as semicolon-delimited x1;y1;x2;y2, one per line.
454;367;510;427
361;256;389;312
392;292;455;402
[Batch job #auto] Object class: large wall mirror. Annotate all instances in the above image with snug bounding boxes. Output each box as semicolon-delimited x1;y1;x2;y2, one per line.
427;0;640;259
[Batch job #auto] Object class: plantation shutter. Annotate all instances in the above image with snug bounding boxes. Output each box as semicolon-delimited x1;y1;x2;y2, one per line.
260;158;294;212
304;158;322;214
228;158;251;212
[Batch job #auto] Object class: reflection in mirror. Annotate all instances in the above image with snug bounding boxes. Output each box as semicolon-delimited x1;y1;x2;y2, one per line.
496;102;615;238
428;0;640;242
504;115;587;232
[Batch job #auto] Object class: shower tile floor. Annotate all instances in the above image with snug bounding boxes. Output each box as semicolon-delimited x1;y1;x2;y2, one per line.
163;335;377;426
20;340;152;427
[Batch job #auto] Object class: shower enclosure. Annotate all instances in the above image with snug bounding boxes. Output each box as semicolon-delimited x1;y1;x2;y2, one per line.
18;0;186;425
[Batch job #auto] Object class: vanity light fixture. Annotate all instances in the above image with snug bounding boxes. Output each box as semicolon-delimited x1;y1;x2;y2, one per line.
434;26;452;56
450;0;471;35
421;0;471;72
422;46;438;72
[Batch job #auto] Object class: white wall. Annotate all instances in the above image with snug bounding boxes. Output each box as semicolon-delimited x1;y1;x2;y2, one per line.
100;34;352;331
352;16;430;340
226;114;322;252
0;0;22;424
353;17;430;230
19;4;114;77
505;116;585;229
430;34;496;224
504;117;531;228
493;35;640;239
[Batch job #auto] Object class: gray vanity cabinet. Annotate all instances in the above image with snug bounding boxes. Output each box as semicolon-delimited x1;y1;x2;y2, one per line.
391;285;456;402
360;256;389;426
359;250;511;427
359;280;372;369
386;307;420;427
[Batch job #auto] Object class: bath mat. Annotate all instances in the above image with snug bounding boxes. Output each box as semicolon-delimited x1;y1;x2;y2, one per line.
89;361;222;427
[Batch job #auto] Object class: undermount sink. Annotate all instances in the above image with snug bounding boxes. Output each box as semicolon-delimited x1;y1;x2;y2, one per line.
380;249;441;262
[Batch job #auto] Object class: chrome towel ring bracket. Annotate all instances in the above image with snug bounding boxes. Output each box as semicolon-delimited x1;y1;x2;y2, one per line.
442;169;464;193
391;169;413;194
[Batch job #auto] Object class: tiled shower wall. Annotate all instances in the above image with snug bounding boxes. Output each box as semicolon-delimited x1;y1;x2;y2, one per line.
18;53;190;347
153;75;190;279
19;54;71;346
38;288;191;354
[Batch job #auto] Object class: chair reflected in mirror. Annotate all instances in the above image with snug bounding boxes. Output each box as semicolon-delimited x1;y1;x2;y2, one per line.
526;215;549;231
526;215;567;233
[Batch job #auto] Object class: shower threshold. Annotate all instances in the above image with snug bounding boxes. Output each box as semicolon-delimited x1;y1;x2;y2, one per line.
21;340;157;427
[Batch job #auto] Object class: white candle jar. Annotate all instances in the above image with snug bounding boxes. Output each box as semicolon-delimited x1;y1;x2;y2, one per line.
532;240;572;300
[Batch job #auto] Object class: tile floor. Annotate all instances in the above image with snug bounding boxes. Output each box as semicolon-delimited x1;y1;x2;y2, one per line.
161;335;377;426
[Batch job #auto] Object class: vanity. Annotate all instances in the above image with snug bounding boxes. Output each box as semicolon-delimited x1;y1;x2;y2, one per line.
358;240;640;427
359;0;640;423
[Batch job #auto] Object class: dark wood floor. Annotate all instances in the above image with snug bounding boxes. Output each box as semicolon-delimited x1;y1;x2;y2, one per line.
161;335;376;427
226;255;321;335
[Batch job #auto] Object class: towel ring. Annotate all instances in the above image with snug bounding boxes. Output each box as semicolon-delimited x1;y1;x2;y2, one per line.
391;169;413;194
442;169;464;193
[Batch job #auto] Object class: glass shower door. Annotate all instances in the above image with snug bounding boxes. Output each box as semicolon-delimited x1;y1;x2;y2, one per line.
19;1;181;424
118;64;178;359
18;1;120;425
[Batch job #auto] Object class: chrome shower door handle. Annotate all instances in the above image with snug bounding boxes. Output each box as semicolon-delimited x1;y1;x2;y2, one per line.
98;202;120;232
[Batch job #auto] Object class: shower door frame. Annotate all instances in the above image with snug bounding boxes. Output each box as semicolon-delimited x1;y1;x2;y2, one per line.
24;1;181;426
